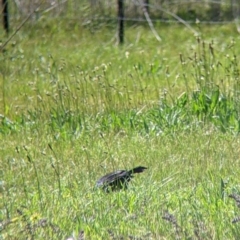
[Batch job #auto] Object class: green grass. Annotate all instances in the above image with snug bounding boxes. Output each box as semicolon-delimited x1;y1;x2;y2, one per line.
1;19;240;239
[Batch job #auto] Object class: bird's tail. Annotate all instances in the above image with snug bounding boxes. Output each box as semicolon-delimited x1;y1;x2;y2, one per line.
129;166;147;174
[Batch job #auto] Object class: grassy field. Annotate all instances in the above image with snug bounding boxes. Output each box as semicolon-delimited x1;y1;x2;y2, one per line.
1;19;240;239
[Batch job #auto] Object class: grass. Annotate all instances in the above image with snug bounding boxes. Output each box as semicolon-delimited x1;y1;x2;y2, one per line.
1;18;240;239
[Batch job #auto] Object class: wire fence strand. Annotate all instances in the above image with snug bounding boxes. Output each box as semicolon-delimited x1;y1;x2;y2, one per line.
1;0;240;37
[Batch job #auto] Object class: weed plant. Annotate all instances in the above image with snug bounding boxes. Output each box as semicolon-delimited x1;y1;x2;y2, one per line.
1;21;240;239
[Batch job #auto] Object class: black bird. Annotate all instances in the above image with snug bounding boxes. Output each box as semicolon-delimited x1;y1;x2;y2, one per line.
96;166;147;192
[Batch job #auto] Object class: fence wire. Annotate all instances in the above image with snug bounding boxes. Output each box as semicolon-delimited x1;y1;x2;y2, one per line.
3;0;240;24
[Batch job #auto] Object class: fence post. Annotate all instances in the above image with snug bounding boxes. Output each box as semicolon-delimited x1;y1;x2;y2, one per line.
118;0;124;44
3;0;9;34
144;0;149;14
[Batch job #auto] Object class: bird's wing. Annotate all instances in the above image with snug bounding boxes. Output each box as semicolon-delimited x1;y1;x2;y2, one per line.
96;170;128;187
